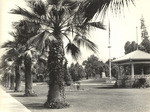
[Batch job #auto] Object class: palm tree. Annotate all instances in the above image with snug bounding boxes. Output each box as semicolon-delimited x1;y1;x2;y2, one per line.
0;52;16;90
10;0;134;108
1;20;39;94
13;20;40;96
0;54;9;87
33;52;49;82
1;35;23;91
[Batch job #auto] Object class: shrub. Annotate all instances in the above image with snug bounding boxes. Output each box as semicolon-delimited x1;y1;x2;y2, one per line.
132;78;149;88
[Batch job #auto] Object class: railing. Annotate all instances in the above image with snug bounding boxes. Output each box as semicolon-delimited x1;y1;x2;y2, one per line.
134;74;150;79
118;74;150;79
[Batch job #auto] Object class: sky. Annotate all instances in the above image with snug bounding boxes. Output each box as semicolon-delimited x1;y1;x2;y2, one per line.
0;0;150;65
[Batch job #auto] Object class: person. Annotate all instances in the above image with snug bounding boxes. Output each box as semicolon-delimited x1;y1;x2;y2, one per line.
76;82;80;90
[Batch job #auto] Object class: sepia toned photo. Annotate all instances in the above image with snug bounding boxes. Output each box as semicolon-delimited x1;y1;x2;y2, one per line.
0;0;150;112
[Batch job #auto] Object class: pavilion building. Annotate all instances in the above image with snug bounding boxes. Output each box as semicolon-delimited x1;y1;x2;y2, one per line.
112;49;150;87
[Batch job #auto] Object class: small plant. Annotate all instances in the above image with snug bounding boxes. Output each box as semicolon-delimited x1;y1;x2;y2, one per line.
121;75;129;87
44;101;70;109
132;78;147;88
76;82;81;90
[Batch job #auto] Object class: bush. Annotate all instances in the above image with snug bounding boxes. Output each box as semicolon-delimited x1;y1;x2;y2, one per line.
44;101;70;109
145;78;150;87
132;78;149;88
132;79;141;88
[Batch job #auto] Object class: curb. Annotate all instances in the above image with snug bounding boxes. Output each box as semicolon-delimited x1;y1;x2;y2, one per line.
0;86;31;112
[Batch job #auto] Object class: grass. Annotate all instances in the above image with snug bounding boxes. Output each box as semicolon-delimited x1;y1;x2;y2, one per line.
6;79;150;112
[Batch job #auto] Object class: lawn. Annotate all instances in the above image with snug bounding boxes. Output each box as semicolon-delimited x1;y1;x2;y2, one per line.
6;80;150;112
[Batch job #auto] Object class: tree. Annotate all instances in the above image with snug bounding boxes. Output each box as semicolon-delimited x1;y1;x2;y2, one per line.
10;0;134;108
1;38;22;91
124;16;150;54
140;38;150;53
69;62;85;81
33;54;48;82
140;16;150;53
82;55;104;78
124;41;138;54
0;54;15;90
63;58;72;86
1;20;39;94
15;20;40;96
105;59;119;78
141;16;149;40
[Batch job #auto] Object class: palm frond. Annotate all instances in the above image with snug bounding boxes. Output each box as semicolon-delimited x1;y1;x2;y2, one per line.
77;0;109;23
27;0;47;16
24;49;33;58
9;32;18;38
27;31;56;52
61;33;71;43
73;35;98;53
0;58;8;70
47;0;61;5
0;49;18;69
7;49;19;58
13;20;40;45
78;0;135;24
66;43;81;60
9;32;20;43
38;57;47;66
112;0;135;12
1;41;16;49
87;22;106;30
62;0;79;13
10;6;40;21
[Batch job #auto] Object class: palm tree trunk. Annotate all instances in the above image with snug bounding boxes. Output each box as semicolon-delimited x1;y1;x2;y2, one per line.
3;73;8;87
14;65;21;92
10;75;15;90
64;59;72;86
24;56;36;96
44;40;69;109
6;74;10;88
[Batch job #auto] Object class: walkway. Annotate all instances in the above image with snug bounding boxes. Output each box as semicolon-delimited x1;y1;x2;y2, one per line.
0;86;31;112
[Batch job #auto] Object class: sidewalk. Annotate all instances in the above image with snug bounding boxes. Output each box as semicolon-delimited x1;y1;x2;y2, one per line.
0;86;31;112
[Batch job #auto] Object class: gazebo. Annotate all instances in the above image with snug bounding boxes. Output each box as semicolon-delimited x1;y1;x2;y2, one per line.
112;50;150;87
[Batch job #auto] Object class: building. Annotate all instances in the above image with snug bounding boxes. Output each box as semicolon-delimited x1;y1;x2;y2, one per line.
112;50;150;87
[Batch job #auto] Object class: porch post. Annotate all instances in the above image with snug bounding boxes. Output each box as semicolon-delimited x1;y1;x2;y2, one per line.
118;65;121;79
131;63;134;78
141;65;144;75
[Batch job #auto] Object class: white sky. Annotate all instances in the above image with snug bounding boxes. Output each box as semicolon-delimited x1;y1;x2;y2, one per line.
0;0;150;64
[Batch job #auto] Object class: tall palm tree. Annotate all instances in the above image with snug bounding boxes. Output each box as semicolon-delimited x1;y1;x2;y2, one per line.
1;38;21;91
0;51;16;90
13;20;40;96
0;53;9;87
1;20;39;94
10;0;134;108
1;30;35;93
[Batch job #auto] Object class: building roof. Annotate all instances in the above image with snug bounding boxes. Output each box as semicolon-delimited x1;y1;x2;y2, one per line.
112;50;150;63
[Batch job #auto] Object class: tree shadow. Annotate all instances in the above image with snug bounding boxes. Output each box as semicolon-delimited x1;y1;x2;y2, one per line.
10;94;25;97
94;87;116;89
24;103;45;110
94;86;136;89
6;90;15;93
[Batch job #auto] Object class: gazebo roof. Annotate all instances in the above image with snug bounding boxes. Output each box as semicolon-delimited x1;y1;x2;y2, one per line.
112;50;150;63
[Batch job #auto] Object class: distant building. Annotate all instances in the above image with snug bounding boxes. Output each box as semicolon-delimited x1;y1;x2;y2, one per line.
113;50;150;87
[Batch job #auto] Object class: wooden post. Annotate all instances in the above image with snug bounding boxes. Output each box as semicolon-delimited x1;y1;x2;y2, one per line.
141;65;144;75
118;65;121;79
131;63;135;78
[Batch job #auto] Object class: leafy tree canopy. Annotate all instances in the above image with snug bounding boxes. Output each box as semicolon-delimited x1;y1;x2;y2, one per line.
68;62;85;81
82;55;104;78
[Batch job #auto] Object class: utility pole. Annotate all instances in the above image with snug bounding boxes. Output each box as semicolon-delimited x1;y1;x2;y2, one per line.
136;27;138;50
108;21;111;79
